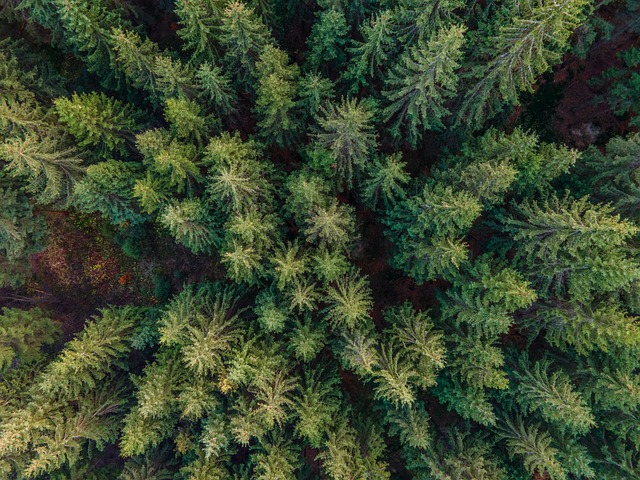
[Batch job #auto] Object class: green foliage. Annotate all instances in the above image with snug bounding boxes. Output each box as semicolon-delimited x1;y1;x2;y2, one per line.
360;153;409;210
38;307;139;396
289;316;327;362
159;198;219;254
386;181;482;282
303;200;356;250
272;241;308;290
219;1;272;86
595;47;640;127
297;73;334;121
54;92;141;159
3;2;640;478
175;0;224;64
164;97;210;145
496;416;566;480
314;98;377;188
324;272;373;330
530;301;640;354
0;134;85;204
383;25;465;144
137;129;202;193
458;0;589;128
111;27;197;103
196;62;238;115
73;159;145;225
306;8;349;72
0;187;46;271
204;132;274;214
254;290;290;332
384;302;446;387
255;46;299;146
512;355;595;435
579;133;640;220
294;367;341;447
0;307;59;372
505;194;638;262
413;430;506;480
345;11;396;92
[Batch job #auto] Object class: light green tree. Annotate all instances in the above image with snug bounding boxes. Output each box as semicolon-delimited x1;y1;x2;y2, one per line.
54;92;141;159
314;98;377;188
159;199;218;254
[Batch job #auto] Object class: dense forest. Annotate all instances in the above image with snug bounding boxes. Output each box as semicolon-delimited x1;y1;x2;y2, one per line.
0;0;639;478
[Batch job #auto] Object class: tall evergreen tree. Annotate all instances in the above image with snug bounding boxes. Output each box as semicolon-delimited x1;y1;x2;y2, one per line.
0;134;84;204
383;25;465;144
54;92;142;159
313;98;377;188
458;0;589;128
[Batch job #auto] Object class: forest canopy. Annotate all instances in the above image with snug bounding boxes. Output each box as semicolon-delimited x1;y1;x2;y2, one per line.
0;0;639;478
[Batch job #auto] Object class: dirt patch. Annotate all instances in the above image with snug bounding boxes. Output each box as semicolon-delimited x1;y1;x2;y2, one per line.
553;5;640;147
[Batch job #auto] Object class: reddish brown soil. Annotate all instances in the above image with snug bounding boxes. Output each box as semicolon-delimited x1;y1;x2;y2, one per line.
351;205;441;332
25;211;220;341
552;6;640;147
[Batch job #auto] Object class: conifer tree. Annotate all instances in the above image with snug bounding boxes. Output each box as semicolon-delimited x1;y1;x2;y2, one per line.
111;28;198;102
159;199;218;254
296;73;335;122
175;0;224;64
284;171;331;223
196;62;238;115
0;307;59;372
21;0;127;78
413;429;505;480
0;133;85;204
38;307;139;397
272;241;309;291
254;46;299;146
221;240;265;284
383;25;465;144
303;200;356;250
393;0;464;44
580;133;640;220
254;289;290;333
324;272;373;329
164;98;210;145
306;8;349;73
345;11;396;91
496;416;566;480
312;248;350;284
54;92;141;159
219;1;272;86
226;209;280;253
204;133;274;214
529;301;640;354
314;98;377;188
0;187;46;286
289;315;327;362
251;434;299;479
511;356;596;435
137;129;202;194
132;172;172;214
386;182;482;282
458;0;589;128
505;194;638;263
384;302;446;387
384;403;431;450
360;153;410;210
294;367;341;447
72;159;145;225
